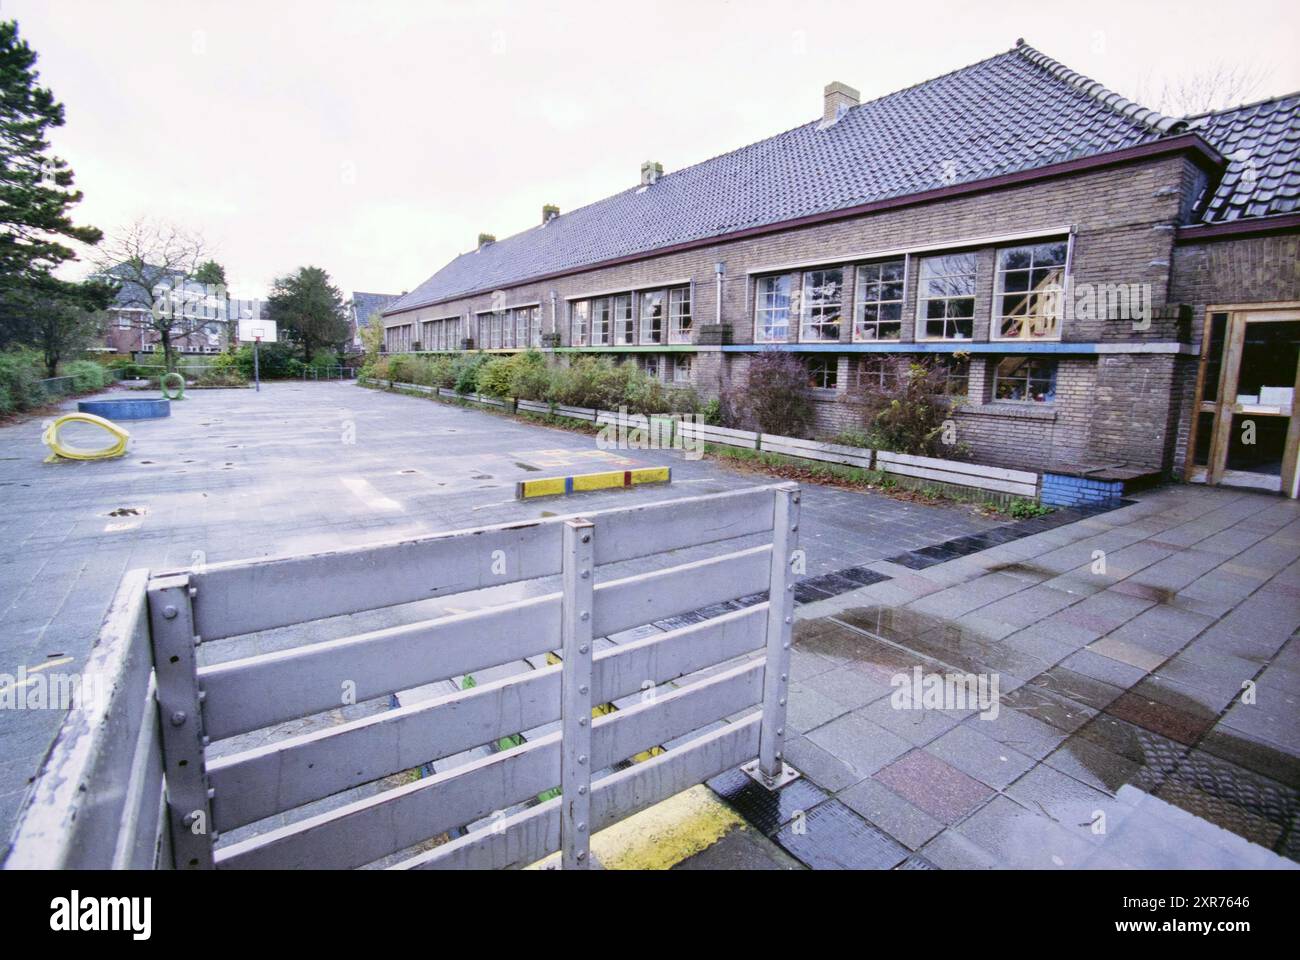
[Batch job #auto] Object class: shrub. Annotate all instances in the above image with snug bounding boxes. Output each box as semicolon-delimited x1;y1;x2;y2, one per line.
722;350;812;436
853;356;968;458
0;351;45;415
64;360;109;392
509;351;552;401
548;356;624;409
452;353;490;394
233;342;301;379
832;428;872;449
1008;498;1052;519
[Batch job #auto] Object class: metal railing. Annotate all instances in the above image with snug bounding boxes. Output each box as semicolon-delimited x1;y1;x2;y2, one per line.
302;365;357;381
6;483;800;870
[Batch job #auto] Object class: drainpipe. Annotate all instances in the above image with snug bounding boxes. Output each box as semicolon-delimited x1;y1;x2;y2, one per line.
714;262;724;325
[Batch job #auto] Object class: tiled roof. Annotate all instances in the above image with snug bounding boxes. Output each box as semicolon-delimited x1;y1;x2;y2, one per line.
387;41;1187;316
1187;94;1300;222
351;291;400;327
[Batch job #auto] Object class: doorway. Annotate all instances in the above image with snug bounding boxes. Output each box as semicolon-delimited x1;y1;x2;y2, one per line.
1189;307;1300;496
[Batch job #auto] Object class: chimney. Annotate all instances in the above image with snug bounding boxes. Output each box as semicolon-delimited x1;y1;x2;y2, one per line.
477;232;496;249
640;161;663;186
542;204;560;225
822;81;859;124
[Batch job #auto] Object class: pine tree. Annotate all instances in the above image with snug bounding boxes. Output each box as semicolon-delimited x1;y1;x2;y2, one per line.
0;20;102;299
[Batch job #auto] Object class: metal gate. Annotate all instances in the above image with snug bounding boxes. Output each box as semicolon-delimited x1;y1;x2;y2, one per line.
6;483;801;869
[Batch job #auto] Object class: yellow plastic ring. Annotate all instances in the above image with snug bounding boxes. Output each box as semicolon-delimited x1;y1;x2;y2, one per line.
42;413;130;462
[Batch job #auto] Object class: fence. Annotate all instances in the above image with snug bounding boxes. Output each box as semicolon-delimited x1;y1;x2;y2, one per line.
6;484;801;870
363;377;1043;501
302;365;357;381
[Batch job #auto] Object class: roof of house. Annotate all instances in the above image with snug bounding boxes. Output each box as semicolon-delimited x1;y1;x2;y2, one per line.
104;265;263;320
350;292;400;327
1186;94;1300;222
386;41;1295;317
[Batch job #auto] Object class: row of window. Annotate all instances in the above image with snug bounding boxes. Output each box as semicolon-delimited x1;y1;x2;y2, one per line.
475;306;541;350
420;317;463;352
570;286;692;346
754;240;1067;345
806;354;1058;403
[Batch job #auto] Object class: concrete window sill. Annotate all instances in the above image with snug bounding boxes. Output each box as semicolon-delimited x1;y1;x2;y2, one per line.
958;402;1058;421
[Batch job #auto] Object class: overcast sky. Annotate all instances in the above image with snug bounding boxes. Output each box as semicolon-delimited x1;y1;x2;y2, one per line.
13;0;1300;300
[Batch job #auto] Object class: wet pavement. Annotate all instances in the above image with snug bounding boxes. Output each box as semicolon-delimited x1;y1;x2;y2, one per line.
0;380;999;853
706;486;1300;869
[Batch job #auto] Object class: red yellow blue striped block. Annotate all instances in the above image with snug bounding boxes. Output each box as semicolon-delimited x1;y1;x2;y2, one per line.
516;466;671;499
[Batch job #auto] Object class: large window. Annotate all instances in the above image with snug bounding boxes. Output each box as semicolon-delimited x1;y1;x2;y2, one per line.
994;357;1057;403
755;275;792;343
669;286;692;344
807;356;838;390
591;298;612;346
993;241;1067;340
856;355;900;391
613;294;634;345
800;268;843;342
853;260;904;341
570;301;589;346
673;354;691;383
640;290;665;344
642;354;661;380
936;355;970;396
917;253;977;340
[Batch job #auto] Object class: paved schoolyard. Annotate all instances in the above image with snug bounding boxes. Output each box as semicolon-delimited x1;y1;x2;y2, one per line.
0;380;998;852
704;484;1300;869
6;381;1295;869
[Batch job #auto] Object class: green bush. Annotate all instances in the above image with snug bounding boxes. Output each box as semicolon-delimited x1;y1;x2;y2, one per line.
452;353;490;394
1008;498;1052;519
64;360;109;392
0;351;45;415
854;356;968;458
233;343;302;380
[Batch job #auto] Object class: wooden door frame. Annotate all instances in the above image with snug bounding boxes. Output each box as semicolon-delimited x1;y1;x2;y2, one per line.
1189;305;1300;495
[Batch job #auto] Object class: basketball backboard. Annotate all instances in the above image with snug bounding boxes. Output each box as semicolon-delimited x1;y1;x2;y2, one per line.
237;318;278;343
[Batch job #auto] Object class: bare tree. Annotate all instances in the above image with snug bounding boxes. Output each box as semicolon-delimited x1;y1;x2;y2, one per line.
93;218;211;372
1133;61;1271;117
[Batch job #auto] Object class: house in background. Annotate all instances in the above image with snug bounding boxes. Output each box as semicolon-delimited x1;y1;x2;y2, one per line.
380;39;1300;496
97;264;264;357
346;292;401;349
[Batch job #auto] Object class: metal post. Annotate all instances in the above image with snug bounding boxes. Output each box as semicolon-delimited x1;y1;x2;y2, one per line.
746;482;801;789
253;338;261;392
147;574;216;868
560;518;595;869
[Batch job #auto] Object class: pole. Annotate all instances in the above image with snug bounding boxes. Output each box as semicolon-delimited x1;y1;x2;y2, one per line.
254;337;261;392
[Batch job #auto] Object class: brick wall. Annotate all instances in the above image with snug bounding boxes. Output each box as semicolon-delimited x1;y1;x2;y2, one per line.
381;150;1264;475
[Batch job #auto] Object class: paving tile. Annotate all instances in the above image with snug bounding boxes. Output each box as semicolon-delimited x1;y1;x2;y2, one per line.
855;696;969;747
1104;690;1217;746
925;723;1036;789
1003;682;1098;733
805;712;912;776
966;705;1068;760
1004;763;1140;845
918;828;1000;869
874;749;993;823
838;777;944;850
1029;664;1127;711
782;734;865;792
953;795;1096;868
671;824;804;870
785;680;853;734
773;799;910;870
801;664;891;713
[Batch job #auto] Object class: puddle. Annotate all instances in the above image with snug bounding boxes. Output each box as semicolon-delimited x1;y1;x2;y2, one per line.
514;462;541;472
106;507;147;518
800;606;1299;864
472;474;493;480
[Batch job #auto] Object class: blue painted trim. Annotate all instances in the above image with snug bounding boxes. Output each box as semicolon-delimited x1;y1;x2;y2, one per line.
564;476;574;495
723;342;1107;354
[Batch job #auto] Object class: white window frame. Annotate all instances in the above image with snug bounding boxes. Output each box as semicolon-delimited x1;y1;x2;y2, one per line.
673;354;691;384
590;297;612;346
613;294;635;345
993;356;1058;404
754;274;792;343
668;286;692;344
640;289;665;344
799;268;844;343
916;253;978;341
990;238;1070;342
570;300;589;347
852;259;905;342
